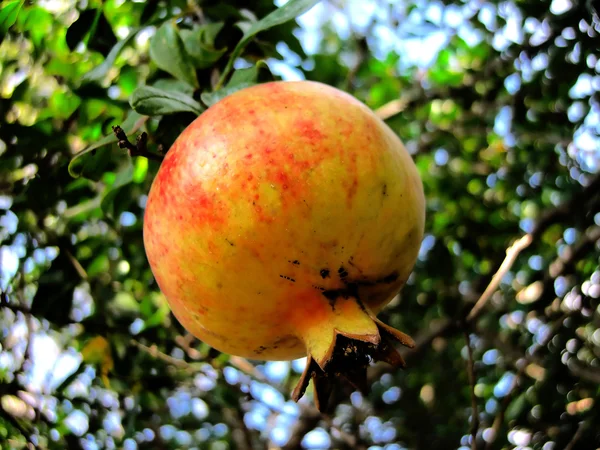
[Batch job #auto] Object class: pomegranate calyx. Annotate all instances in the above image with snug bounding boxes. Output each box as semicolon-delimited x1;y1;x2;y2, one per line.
292;319;415;412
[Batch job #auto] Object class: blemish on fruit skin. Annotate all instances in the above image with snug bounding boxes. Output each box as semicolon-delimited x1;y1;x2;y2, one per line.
321;289;341;310
338;266;349;279
255;345;268;354
320;269;330;279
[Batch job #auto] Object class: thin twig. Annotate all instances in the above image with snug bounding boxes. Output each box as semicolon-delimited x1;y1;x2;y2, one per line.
467;174;600;323
464;330;478;450
64;249;88;280
229;356;268;382
466;234;533;322
175;333;203;360
175;333;269;382
131;339;191;369
374;88;422;120
564;420;588;450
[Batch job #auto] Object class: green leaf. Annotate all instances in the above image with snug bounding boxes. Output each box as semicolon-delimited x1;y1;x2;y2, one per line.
228;60;269;86
66;9;117;56
506;392;528;421
218;0;320;87
48;90;81;119
110;292;139;315
130;86;204;116
132;155;149;184
201;82;254;107
20;6;53;49
201;61;269;107
202;21;225;45
82;28;139;85
180;26;227;69
142;293;170;329
101;162;134;218
152;79;195;96
149;21;199;88
68;111;144;179
0;0;24;32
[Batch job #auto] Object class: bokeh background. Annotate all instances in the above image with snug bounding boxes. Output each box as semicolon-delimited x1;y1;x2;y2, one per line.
1;0;599;449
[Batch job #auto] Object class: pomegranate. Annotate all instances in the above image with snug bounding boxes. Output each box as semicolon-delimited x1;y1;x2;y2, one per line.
143;81;425;411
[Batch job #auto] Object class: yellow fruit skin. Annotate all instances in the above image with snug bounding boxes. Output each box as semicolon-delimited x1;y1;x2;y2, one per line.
143;81;425;364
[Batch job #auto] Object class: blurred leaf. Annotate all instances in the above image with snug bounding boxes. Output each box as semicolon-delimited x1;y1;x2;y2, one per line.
149;21;199;88
81;336;114;387
20;6;53;49
201;82;254;107
506;392;528;421
228;60;268;85
81;28;139;85
152;79;195;95
218;0;319;86
0;0;24;32
130;85;204;116
201;61;269;107
142;293;170;329
132;156;148;183
66;9;117;56
180;25;227;69
202;21;225;44
110;292;139;315
101;162;134;218
86;253;109;277
48;90;81;119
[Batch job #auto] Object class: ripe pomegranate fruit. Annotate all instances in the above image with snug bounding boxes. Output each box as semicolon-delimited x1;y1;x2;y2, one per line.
143;81;425;411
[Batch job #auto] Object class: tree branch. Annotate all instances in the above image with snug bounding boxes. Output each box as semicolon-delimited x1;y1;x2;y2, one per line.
464;330;479;450
130;339;192;370
564;420;588;450
467;174;600;323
